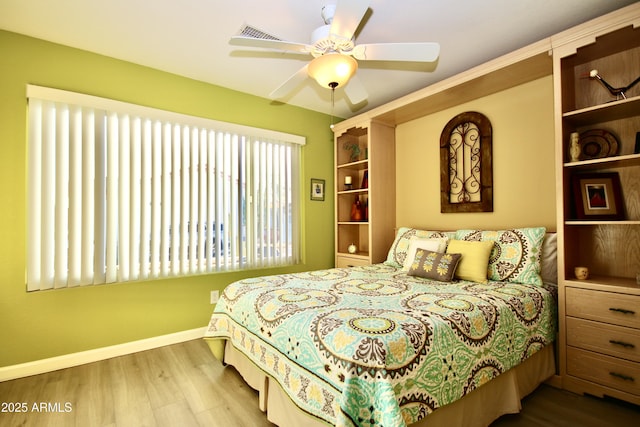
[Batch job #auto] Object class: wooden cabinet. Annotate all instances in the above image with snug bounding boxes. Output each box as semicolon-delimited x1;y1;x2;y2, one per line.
333;120;395;267
553;3;640;405
565;286;640;399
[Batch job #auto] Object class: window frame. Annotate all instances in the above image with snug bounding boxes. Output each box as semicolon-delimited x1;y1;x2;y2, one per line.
26;85;305;291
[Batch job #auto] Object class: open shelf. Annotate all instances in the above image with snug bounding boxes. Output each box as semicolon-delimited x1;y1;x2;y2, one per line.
337;189;369;196
565;220;640;225
336;251;369;259
564;276;640;293
562;95;640;126
337;159;368;170
564;153;640;169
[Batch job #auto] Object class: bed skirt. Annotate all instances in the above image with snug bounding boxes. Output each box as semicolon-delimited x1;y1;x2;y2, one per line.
204;338;555;427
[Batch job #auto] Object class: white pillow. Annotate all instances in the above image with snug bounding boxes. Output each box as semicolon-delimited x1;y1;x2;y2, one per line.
402;237;448;271
540;232;557;284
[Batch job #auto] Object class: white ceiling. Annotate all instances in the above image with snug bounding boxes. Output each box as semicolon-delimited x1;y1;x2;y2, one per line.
1;0;636;118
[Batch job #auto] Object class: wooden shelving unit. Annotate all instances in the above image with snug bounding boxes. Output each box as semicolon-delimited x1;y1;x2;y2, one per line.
333;121;395;268
552;4;640;406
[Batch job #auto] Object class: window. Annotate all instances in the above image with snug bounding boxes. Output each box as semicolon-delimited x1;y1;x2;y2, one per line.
26;85;304;291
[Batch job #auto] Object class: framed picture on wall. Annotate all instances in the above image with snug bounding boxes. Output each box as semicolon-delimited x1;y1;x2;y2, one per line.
310;178;325;201
571;172;624;220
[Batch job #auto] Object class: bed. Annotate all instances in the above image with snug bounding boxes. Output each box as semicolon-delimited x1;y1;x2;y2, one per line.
204;227;558;426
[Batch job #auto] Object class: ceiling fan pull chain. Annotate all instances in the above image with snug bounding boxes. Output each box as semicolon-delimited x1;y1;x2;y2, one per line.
329;82;337;129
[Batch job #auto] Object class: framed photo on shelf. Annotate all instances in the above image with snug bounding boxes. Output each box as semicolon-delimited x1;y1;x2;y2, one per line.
571;172;624;220
310;178;325;201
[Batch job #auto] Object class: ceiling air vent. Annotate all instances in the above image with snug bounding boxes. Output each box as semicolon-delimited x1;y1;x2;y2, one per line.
237;24;281;41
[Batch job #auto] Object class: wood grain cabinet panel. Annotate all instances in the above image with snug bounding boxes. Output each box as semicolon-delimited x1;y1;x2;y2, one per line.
335;255;371;268
566;316;640;362
567;347;640;396
553;4;640;406
566;287;640;329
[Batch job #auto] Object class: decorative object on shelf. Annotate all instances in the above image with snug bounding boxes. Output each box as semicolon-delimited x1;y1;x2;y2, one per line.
343;141;361;162
440;111;493;213
344;175;353;190
364;198;368;221
569;132;581;162
350;195;363;221
578;129;618;160
310;178;325;201
348;243;357;254
574;266;589;280
589;69;640;101
361;170;368;189
635;131;640;154
571;172;624;220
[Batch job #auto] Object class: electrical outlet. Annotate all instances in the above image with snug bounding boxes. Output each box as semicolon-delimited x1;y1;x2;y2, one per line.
210;290;219;304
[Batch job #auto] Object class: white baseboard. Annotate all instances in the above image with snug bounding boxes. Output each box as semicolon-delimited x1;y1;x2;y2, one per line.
0;326;207;382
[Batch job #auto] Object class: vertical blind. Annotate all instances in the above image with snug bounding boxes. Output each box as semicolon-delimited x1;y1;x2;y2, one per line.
26;85;304;291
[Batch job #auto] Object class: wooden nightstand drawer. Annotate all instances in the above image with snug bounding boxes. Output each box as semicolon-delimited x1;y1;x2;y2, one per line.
336;256;370;268
567;347;640;396
567;317;640;363
566;287;639;329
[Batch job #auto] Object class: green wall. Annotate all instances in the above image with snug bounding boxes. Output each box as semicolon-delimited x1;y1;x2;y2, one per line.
0;30;336;367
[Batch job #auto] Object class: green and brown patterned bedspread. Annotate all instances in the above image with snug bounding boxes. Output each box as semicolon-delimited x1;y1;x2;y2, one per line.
204;263;556;427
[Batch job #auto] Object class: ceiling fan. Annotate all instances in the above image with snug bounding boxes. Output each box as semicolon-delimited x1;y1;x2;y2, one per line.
230;0;440;105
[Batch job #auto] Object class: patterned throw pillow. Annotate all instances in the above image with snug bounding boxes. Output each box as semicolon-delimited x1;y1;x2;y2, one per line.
385;227;456;268
407;249;462;282
455;227;546;286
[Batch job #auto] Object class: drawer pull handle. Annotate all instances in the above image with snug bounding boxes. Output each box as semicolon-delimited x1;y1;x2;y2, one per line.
609;372;635;382
609;307;636;315
609;340;635;349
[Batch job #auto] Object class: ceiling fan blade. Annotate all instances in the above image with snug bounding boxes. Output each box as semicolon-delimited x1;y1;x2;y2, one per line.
330;0;370;41
343;75;368;104
269;64;310;99
352;42;440;62
230;36;311;54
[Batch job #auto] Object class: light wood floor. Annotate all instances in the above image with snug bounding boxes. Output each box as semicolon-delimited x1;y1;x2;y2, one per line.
0;339;638;427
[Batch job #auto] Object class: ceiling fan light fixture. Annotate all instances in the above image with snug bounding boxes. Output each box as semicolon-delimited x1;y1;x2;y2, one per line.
308;53;358;89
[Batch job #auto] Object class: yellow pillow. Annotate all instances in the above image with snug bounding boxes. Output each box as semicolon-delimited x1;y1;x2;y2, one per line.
446;239;495;283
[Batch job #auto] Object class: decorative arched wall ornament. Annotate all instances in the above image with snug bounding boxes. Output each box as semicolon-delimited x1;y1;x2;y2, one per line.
440;111;493;213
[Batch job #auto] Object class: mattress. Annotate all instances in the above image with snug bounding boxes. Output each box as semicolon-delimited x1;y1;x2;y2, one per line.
204;263;557;426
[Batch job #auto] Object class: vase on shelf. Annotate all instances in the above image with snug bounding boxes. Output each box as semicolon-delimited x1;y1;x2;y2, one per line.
350;196;363;221
361;170;368;189
569;132;580;162
364;198;368;221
